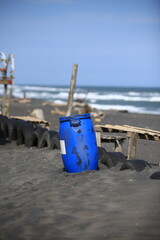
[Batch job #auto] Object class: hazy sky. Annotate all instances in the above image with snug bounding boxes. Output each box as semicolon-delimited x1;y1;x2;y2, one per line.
1;0;160;87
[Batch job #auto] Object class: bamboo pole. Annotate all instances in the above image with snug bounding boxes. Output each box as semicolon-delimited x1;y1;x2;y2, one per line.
2;59;8;116
66;64;78;116
8;54;15;116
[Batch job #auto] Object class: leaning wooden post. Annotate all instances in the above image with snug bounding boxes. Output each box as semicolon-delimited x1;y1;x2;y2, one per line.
66;64;78;116
127;132;138;160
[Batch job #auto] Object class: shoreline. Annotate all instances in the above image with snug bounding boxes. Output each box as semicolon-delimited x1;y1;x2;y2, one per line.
1;81;160;115
1;95;160;116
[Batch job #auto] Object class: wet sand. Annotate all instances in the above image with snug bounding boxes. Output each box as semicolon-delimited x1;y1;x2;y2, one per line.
0;99;160;240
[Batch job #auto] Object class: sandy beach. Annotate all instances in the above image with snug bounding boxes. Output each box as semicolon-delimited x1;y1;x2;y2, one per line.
0;99;160;240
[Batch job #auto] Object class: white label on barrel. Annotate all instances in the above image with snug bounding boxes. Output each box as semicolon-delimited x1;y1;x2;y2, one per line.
60;140;66;154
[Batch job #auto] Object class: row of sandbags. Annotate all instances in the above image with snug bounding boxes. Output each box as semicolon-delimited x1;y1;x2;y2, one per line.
98;147;152;171
98;145;160;179
0;115;60;149
1;114;159;178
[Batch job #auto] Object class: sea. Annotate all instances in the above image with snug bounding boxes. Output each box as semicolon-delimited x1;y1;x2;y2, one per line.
0;85;160;115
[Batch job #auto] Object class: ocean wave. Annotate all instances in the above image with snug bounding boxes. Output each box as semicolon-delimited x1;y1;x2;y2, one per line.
90;103;160;114
128;91;160;97
25;92;69;99
90;103;144;112
53;100;67;105
85;93;160;102
10;85;160;102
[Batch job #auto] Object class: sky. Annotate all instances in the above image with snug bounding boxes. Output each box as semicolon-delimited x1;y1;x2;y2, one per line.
1;0;160;87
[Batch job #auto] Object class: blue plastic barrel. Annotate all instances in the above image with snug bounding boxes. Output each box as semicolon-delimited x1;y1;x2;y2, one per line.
59;113;98;173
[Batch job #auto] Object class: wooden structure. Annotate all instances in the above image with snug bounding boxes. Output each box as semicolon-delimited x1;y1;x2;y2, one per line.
11;116;50;128
96;133;126;152
0;52;14;116
95;124;160;160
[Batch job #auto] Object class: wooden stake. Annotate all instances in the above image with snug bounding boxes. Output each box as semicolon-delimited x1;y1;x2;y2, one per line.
2;61;9;116
96;132;101;147
127;132;138;160
2;84;8;116
66;64;78;116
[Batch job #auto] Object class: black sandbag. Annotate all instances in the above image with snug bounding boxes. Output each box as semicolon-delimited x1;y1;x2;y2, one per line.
98;147;126;169
50;131;60;149
38;130;51;148
29;127;48;148
16;120;31;146
98;147;114;168
150;171;160;179
120;159;152;172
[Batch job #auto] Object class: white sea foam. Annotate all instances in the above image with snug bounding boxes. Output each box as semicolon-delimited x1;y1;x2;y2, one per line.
90;103;160;114
90;103;144;112
128;92;141;96
85;93;160;102
53;100;67;104
75;92;160;102
12;90;160;103
128;91;160;97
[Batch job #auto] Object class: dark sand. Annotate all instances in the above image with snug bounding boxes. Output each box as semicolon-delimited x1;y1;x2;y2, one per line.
0;99;160;240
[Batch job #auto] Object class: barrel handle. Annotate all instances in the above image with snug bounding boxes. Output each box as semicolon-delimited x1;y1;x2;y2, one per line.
70;119;81;127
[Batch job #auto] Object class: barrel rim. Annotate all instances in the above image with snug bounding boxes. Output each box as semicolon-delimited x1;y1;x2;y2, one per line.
60;113;90;122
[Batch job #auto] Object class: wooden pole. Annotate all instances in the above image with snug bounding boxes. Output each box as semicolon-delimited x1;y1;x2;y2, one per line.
8;54;15;116
66;64;78;116
127;132;138;160
2;61;9;116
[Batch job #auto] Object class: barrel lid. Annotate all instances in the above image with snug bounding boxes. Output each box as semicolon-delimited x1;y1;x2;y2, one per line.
60;113;90;122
